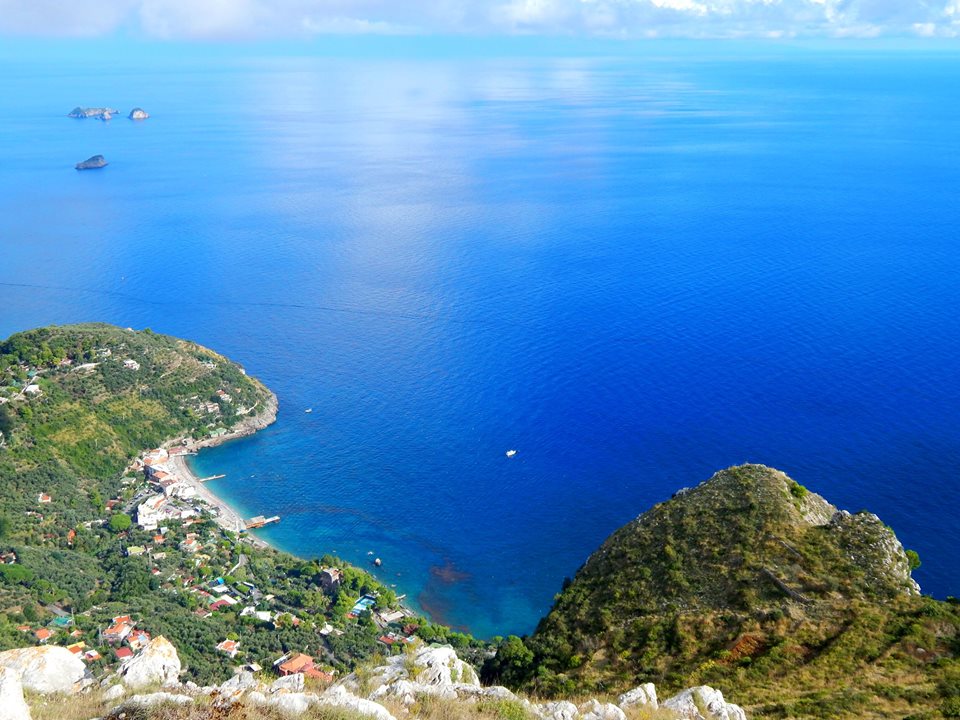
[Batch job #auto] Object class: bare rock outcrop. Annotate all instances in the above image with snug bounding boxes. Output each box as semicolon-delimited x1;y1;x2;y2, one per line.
0;666;31;720
320;685;396;720
618;683;658;710
0;646;90;694
118;636;181;689
578;699;626;720
663;686;746;720
129;108;150;120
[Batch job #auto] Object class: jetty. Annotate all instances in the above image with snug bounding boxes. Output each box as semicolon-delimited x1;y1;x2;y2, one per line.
246;515;280;529
199;474;226;483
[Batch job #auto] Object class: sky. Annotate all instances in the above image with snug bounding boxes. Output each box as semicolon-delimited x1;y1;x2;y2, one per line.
0;0;958;42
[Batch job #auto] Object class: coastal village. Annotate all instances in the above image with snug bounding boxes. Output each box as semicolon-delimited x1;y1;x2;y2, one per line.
0;329;439;686
2;435;422;684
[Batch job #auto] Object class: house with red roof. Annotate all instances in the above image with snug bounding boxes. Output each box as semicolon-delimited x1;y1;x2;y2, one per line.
34;627;52;643
277;653;333;682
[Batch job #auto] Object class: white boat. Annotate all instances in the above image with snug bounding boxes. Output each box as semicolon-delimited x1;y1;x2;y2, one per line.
305;408;312;413
506;449;517;458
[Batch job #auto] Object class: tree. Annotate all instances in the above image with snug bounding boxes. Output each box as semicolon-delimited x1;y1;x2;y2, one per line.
109;513;132;533
482;635;535;687
0;405;13;437
906;549;922;571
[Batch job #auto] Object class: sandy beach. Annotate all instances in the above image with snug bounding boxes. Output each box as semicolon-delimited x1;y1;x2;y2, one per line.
166;453;271;544
164;392;279;549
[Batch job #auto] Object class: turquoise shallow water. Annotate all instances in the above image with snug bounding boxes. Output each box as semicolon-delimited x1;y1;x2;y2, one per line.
2;49;960;638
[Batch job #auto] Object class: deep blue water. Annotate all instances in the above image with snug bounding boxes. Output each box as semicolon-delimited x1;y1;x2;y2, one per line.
2;49;960;638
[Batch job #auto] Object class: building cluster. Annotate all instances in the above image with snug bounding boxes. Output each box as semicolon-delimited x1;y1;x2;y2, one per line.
134;447;200;530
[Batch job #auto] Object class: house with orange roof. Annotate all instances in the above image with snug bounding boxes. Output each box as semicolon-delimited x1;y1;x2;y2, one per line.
104;617;135;644
216;639;240;658
37;493;52;504
34;627;52;643
127;629;151;652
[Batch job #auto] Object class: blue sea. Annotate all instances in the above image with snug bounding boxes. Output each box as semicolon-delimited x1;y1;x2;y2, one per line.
2;46;959;638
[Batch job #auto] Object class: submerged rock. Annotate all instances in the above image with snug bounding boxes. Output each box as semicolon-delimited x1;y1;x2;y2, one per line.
75;155;107;170
128;108;150;120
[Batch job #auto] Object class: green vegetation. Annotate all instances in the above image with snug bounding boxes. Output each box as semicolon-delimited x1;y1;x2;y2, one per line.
490;465;960;719
108;512;132;532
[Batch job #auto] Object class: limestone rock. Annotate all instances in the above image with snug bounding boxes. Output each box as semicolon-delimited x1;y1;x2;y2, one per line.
269;692;319;715
118;636;181;689
618;683;658;710
453;685;518;702
128;108;150;120
320;686;395;720
0;646;90;694
364;645;479;696
0;666;31;720
270;674;305;694
247;691;267;705
221;671;257;693
663;686;746;720
578;699;626;720
536;701;579;720
369;679;456;706
122;692;194;709
413;646;480;687
103;684;125;701
75;155;107;170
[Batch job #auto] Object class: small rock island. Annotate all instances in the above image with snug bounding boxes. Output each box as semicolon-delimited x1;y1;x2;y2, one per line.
128;107;150;120
68;106;117;119
75;155;107;170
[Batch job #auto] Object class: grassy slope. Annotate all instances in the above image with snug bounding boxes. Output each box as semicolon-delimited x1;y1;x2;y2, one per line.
521;465;960;719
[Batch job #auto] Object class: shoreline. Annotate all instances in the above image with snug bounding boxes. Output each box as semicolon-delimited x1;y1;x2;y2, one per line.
164;390;279;550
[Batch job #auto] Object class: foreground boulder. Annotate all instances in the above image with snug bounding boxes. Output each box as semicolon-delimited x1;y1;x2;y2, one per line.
577;700;625;720
367;645;479;690
0;667;31;720
320;685;396;720
121;693;194;709
352;645;483;706
128;108;150;120
118;636;181;688
75;155;107;170
663;686;746;720
618;683;658;710
0;645;90;694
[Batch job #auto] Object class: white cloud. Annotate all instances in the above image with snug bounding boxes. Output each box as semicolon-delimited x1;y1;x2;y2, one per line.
0;0;958;39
